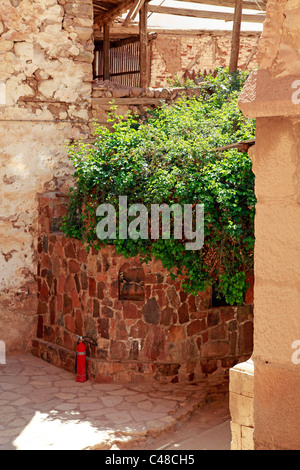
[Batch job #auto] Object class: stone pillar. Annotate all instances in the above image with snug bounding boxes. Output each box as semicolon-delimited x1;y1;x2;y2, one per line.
229;359;254;450
230;0;300;450
0;0;94;352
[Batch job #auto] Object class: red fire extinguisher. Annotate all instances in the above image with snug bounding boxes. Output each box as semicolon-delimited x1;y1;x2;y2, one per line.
75;336;97;383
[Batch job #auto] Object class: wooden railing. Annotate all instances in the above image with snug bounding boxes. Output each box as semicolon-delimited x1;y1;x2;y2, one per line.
93;39;141;87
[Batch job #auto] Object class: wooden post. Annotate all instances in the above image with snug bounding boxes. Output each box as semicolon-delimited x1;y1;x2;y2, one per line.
103;21;110;80
139;2;148;88
229;0;243;73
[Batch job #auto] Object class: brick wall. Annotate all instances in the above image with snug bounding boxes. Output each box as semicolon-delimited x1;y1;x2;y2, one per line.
31;192;254;384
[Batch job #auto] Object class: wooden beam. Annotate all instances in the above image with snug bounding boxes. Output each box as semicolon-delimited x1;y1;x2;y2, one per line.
139;1;148;88
123;0;145;27
92;97;160;105
147;5;265;23
168;0;267;11
229;0;243;73
94;0;135;26
94;26;261;38
103;21;110;80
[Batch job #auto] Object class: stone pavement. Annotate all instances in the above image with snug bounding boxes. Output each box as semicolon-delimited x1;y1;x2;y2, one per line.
131;397;231;450
0;354;229;450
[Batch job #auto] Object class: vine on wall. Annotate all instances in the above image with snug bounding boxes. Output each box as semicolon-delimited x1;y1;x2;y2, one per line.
62;68;256;305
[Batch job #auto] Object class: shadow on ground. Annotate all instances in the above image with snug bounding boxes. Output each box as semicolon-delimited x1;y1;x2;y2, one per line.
0;354;231;450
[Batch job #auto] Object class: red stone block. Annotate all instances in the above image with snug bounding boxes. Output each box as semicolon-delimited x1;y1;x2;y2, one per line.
74;310;83;336
209;324;227;341
74;273;81;294
123;302;140;319
65;315;75;333
245;273;254;304
178;303;189;324
130;319;149;338
187;295;197;313
40;280;49;302
52;257;61;278
160;307;173;326
37;300;48;315
93;374;113;384
168;325;186;343
201;341;229;359
143;326;166;362
187;319;206;336
145;285;152;298
50;297;56;325
207;310;220;327
98;317;109;339
63;331;73;350
37;315;44;338
65;274;76;293
145;274;158;284
102;305;114;318
116;320;128;341
63;294;72;315
89;277;96;297
201;359;218;375
80;271;88;291
64;242;76;259
69;259;80;274
93;298;100;317
71;288;81;309
220;307;235;323
167;286;180;309
56;240;64;258
57;293;63;311
180;290;188;302
201;330;209;344
195;286;212;310
41;253;51;270
43;326;55;343
238;321;253;355
77;247;88;264
155;290;169;308
97;281;105;299
110;340;127;360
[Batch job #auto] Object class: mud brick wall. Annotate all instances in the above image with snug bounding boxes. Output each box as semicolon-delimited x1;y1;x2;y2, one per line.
31;192;254;384
150;31;260;88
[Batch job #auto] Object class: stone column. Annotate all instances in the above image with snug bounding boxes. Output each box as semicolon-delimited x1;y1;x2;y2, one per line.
230;0;300;450
0;0;94;352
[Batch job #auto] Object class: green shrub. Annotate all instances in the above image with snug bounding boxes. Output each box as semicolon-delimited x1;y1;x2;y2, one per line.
62;68;256;305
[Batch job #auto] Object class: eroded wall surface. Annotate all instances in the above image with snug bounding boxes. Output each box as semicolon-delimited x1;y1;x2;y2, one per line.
237;0;300;450
150;32;260;87
0;0;94;352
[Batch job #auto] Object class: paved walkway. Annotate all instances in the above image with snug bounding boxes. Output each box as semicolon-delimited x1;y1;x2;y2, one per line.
0;354;230;450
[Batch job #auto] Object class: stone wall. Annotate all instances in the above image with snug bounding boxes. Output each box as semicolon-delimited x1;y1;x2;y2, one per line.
91;79;204;125
150;31;260;87
0;0;94;352
31;191;254;384
0;0;258;361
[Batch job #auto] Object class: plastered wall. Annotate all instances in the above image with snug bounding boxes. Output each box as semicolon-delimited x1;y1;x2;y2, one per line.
0;0;94;352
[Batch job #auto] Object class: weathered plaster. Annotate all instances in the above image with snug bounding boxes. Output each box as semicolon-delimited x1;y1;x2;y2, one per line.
0;0;94;352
